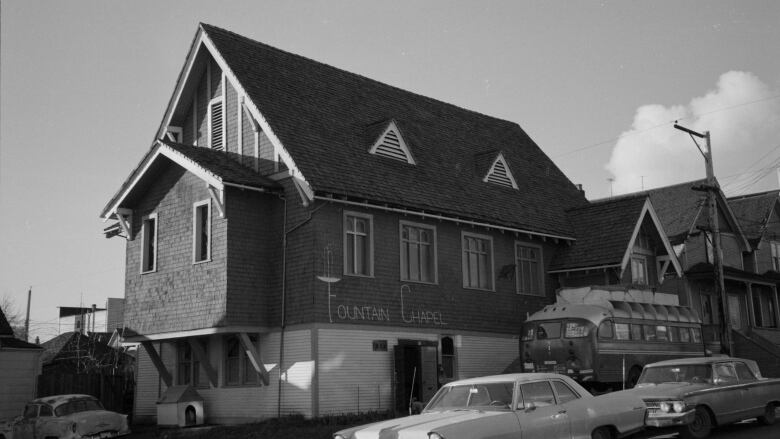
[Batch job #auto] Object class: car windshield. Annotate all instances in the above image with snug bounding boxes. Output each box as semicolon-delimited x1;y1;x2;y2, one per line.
425;382;515;411
636;364;713;386
54;398;104;417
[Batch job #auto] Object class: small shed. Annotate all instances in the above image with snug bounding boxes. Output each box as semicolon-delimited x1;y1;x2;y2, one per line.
156;385;204;427
0;308;43;419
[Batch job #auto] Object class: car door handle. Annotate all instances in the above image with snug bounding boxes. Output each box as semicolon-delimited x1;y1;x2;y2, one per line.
558;409;567;414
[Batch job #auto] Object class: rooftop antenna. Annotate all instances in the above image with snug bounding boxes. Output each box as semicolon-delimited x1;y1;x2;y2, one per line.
607;177;615;197
316;246;340;323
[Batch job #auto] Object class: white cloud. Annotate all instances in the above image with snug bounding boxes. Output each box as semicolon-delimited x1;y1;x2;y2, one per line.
605;71;780;196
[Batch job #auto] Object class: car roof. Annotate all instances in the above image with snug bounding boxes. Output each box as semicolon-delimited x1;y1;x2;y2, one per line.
30;394;97;407
645;356;749;367
444;373;573;386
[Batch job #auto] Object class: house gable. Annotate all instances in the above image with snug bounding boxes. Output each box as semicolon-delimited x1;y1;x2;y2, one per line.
369;120;415;164
483;152;518;190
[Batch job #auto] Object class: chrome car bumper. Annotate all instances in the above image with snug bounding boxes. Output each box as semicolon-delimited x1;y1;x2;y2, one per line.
645;409;696;427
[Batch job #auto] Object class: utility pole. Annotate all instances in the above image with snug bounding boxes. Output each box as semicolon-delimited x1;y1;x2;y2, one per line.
674;123;731;355
24;287;31;342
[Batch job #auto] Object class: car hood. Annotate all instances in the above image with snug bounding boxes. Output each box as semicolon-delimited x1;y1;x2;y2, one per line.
618;383;711;400
68;410;128;434
337;410;510;439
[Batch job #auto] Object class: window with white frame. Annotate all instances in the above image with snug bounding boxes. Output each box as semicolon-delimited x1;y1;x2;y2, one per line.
771;241;780;271
516;243;542;295
140;213;157;273
400;221;436;283
344;212;373;276
631;256;648;284
224;335;259;386
193;200;211;263
462;232;494;290
209;97;224;151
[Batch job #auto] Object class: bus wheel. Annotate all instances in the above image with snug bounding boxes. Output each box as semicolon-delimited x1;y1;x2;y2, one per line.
591;427;613;439
625;366;642;389
679;406;713;439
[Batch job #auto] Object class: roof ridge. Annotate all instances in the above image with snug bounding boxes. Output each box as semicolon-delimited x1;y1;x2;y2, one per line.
588;178;708;204
199;22;523;130
727;189;780;201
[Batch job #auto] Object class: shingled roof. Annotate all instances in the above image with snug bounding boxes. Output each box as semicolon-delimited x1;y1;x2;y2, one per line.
198;24;587;238
728;190;779;247
550;194;648;271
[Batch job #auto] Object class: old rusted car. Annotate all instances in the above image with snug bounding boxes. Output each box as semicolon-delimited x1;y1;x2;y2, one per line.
333;373;647;439
0;394;130;439
618;357;780;439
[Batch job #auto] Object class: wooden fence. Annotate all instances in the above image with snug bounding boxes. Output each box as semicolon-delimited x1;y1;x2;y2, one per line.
37;372;134;415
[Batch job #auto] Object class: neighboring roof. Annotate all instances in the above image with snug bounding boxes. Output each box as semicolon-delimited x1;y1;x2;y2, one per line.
0;307;13;336
40;332;121;365
0;307;42;349
195;24;587;238
101;140;281;218
550;195;648;271
728;190;779;247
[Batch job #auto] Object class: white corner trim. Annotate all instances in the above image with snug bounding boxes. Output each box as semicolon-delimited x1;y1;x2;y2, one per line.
620;199;683;279
208;185;225;218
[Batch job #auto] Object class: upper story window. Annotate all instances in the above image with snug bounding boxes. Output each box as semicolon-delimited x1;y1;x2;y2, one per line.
193;200;211;263
771;241;780;271
462;232;494;291
631;255;648;284
344;212;373;277
140;213;157;273
516;243;543;295
209;97;224;151
400;221;437;283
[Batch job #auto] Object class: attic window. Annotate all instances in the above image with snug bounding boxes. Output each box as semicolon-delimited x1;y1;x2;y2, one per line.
369;121;415;164
209;98;224;151
484;153;518;189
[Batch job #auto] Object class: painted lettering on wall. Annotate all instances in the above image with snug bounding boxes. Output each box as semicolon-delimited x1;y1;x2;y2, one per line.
401;285;447;326
337;305;391;321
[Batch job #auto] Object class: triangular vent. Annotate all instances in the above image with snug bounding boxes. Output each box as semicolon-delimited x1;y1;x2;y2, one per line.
369;121;415;164
484;153;518;189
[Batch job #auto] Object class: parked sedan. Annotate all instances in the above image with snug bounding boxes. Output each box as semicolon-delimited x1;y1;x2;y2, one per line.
0;394;130;439
333;373;646;439
618;357;780;439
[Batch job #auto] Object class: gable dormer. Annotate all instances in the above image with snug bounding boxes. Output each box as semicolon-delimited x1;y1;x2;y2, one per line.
369;120;415;164
483;152;518;189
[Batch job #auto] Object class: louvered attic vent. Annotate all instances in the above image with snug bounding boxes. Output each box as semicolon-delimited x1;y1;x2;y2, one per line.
484;153;518;189
369;121;415;164
210;100;224;151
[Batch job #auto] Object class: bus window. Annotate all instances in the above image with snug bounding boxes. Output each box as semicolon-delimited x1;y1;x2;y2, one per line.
598;320;614;339
565;321;590;338
644;325;657;341
537;322;561;339
615;323;630;340
692;328;702;343
656;325;668;341
679;327;691;342
522;322;536;341
630;324;643;340
668;326;679;342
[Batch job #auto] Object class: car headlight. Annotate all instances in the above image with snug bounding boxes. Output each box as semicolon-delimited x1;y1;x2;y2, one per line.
429;433;446;439
673;401;686;413
659;402;671;413
333;435;348;439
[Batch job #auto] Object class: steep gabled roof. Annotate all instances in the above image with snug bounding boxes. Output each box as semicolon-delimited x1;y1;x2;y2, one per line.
101;139;281;219
0;307;13;337
193;23;587;238
728;190;780;247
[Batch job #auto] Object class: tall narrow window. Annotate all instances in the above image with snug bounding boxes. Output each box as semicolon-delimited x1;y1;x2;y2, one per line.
344;212;373;276
193;200;211;263
516;244;542;295
209;98;224;151
400;222;436;283
141;213;157;273
225;337;241;385
462;232;493;290
440;336;455;380
631;256;648;284
771;241;780;271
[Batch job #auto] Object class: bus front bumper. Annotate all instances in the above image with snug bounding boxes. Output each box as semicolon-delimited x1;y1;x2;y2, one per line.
645;409;696;427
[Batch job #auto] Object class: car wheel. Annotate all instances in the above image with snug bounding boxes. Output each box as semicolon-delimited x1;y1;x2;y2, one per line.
757;403;777;426
591;427;613;439
679;406;713;439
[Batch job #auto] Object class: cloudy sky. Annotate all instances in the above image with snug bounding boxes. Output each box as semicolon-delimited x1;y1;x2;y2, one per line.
2;1;779;341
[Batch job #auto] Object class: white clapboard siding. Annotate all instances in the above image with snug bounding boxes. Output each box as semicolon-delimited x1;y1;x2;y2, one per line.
318;328;437;415
0;350;41;419
279;329;312;417
456;335;517;379
134;342;163;420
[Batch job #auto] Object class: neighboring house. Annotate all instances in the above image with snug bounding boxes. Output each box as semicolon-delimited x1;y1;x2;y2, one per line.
40;332;133;375
100;23;589;423
0;307;42;419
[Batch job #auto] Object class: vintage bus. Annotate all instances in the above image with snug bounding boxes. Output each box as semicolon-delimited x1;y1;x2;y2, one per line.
520;293;705;391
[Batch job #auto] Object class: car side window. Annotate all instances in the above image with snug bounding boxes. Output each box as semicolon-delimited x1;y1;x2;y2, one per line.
714;363;737;383
520;381;556;409
734;362;757;382
552;380;579;404
38;405;53;417
23;404;38;419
